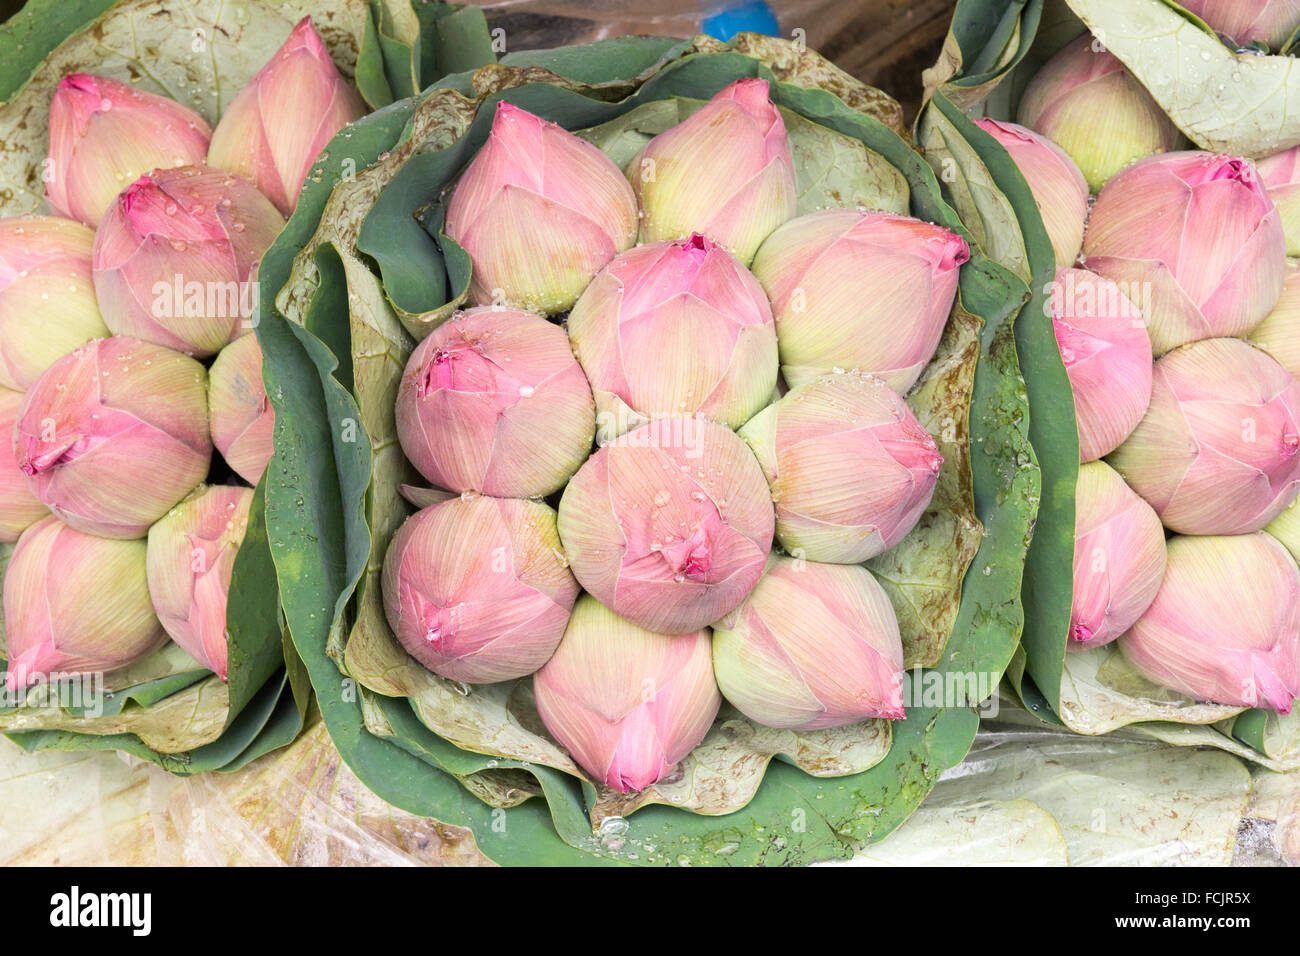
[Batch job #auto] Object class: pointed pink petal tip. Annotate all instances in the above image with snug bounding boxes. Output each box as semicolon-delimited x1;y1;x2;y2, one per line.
58;73;99;94
720;77;774;113
1208;155;1254;183
283;16;331;58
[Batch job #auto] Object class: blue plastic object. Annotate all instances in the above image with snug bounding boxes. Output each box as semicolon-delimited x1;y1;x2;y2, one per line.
701;1;779;41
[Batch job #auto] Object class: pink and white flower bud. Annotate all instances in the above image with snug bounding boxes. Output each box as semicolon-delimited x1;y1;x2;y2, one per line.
534;594;720;793
0;215;109;391
1050;267;1153;461
975;119;1089;268
712;556;905;729
0;388;46;543
381;495;579;684
395;308;595;498
146;485;252;681
1120;533;1300;713
739;372;943;564
631;78;797;265
1255;146;1300;256
1248;260;1300;381
1109;337;1300;535
446;102;638;315
1180;0;1300;49
1069;461;1166;651
14;337;212;539
92;166;284;357
1083;151;1286;354
46;73;212;228
751;209;968;393
208;333;274;485
567;234;777;437
206;17;366;216
558;418;774;634
1017;35;1183;192
4;516;167;690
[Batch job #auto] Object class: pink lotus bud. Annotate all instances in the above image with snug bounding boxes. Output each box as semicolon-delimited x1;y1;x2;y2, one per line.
1180;0;1300;49
557;418;774;634
1248;261;1300;380
751;209;969;393
1110;337;1300;535
1120;533;1300;713
146;485;252;681
567;234;778;437
395;308;595;498
92;166;284;357
1083;151;1286;354
1069;461;1166;651
712;556;905;729
739;372;943;564
4;516;167;690
446;102;638;315
208;333;274;485
974;119;1088;268
1050;267;1153;461
14;337;212;539
206;18;366;216
1017;35;1184;191
534;594;720;793
381;495;579;683
0;215;109;391
1256;146;1300;256
631;78;797;265
0;388;47;543
46;74;212;228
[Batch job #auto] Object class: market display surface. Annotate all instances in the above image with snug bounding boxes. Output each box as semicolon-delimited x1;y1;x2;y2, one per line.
0;0;1298;868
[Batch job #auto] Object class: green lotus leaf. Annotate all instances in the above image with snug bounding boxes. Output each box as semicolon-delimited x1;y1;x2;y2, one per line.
1134;717;1300;774
916;103;1029;281
1057;644;1245;734
1065;0;1300;158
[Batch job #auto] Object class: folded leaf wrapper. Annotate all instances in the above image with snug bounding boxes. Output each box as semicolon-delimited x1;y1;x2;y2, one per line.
256;17;1039;864
922;0;1300;768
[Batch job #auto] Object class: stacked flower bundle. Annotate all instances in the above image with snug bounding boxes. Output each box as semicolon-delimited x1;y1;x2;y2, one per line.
924;0;1300;753
381;80;970;792
1;19;362;701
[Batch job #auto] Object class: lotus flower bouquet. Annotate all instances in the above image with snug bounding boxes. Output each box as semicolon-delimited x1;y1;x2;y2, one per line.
924;0;1300;765
254;11;1037;865
0;2;379;773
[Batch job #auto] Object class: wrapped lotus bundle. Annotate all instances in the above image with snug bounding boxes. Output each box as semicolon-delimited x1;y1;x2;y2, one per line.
925;0;1300;767
0;0;395;774
255;13;1036;865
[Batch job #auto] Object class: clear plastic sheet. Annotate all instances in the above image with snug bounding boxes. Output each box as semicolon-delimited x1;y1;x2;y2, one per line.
3;706;1294;866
